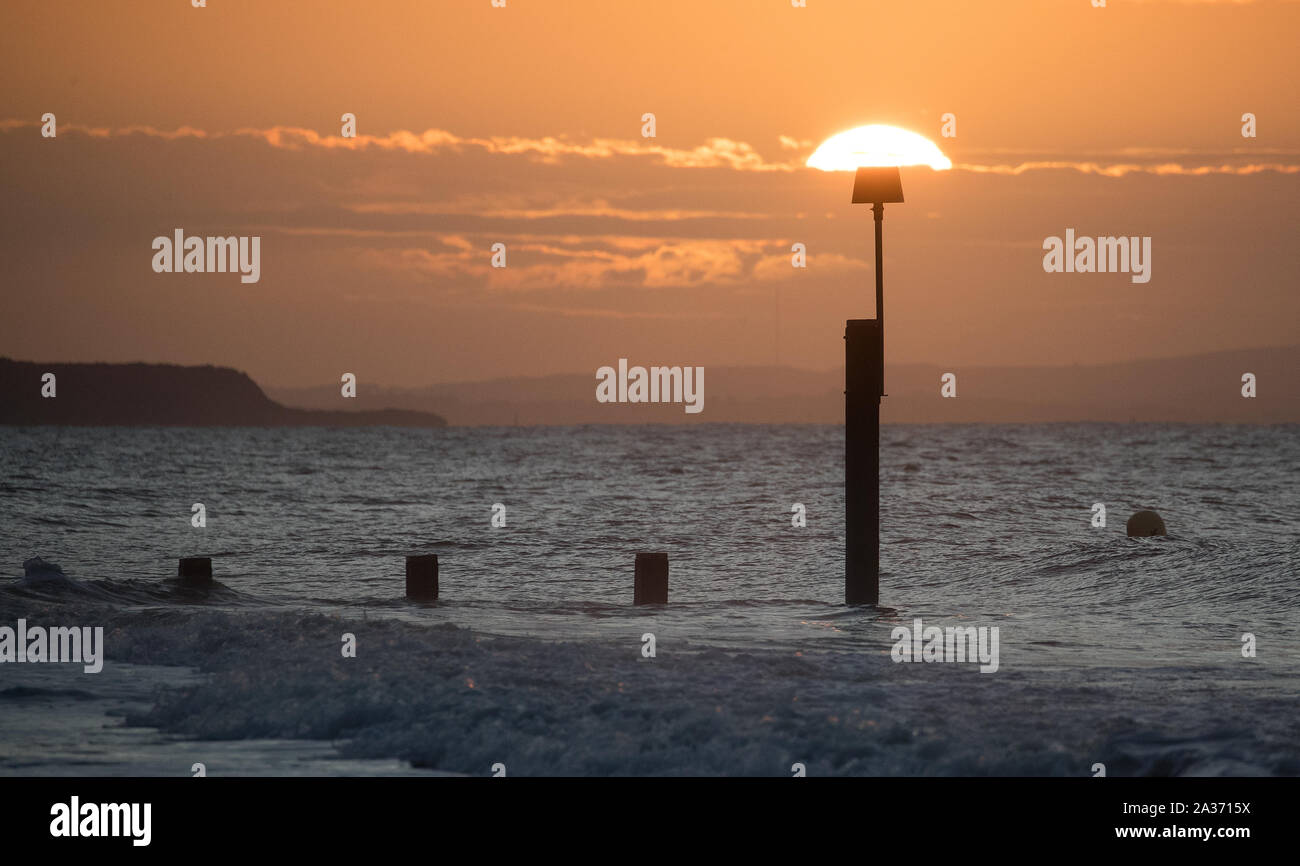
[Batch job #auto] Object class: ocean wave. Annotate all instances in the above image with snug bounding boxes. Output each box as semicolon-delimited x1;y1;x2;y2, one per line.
99;608;1297;776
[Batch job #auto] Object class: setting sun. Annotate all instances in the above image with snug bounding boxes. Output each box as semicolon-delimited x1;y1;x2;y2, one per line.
806;124;953;172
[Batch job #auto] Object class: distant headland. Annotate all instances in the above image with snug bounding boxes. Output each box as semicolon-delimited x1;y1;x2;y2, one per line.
0;359;446;428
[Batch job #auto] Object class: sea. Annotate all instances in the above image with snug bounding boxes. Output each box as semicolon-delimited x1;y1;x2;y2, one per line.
1;424;1297;776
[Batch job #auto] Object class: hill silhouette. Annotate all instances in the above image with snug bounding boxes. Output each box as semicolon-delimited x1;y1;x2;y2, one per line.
0;359;446;427
265;346;1299;425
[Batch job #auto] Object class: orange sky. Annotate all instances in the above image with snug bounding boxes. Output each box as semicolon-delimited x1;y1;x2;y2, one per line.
2;0;1297;387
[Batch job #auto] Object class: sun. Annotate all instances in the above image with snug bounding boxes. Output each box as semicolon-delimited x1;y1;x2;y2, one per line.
806;124;952;172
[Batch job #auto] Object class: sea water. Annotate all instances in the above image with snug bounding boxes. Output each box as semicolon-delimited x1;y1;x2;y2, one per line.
1;424;1296;775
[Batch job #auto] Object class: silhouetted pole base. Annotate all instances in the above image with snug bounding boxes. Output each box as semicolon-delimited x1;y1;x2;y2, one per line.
177;556;213;589
406;554;439;600
845;319;881;605
634;552;668;605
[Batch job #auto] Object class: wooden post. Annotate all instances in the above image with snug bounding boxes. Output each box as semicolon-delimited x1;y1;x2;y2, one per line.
845;318;881;605
406;554;439;600
634;552;668;605
177;556;213;588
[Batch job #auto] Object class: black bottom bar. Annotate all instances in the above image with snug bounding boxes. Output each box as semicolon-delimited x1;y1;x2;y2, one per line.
0;777;1284;853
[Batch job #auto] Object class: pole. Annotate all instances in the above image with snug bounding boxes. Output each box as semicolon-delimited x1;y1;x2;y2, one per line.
634;552;669;605
845;318;881;605
177;556;213;589
845;202;885;605
873;202;885;396
406;554;439;600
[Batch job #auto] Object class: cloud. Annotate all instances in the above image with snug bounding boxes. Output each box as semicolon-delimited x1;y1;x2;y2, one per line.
954;161;1300;176
1;119;801;171
360;236;813;292
244;127;798;172
346;199;769;222
6;120;1298;178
